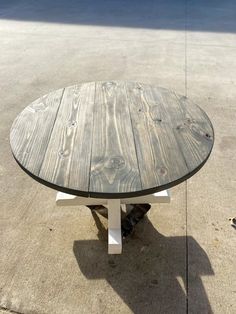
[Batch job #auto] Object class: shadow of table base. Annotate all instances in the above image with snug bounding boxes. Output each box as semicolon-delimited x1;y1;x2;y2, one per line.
73;213;214;314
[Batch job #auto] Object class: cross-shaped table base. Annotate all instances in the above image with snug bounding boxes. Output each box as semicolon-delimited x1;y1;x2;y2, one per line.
56;190;171;254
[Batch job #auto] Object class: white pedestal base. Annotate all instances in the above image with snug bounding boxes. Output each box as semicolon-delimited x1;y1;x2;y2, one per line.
56;190;171;254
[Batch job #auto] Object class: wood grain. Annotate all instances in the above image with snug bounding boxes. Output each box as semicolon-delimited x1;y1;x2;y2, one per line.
39;83;96;192
10;81;214;198
126;82;190;190
10;88;64;174
89;81;142;196
173;93;214;169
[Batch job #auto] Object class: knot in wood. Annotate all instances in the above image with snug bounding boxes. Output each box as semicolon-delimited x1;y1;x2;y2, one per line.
205;133;212;140
133;86;142;93
150;105;162;122
105;156;125;169
68;120;77;128
157;167;168;176
58;149;69;158
185;118;196;126
103;81;116;88
176;124;185;131
29;102;47;112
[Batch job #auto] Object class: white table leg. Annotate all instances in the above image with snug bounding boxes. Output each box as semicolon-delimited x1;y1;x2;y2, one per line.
107;199;122;254
56;190;171;255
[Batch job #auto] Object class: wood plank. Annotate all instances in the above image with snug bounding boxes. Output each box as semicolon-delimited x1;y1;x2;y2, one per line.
172;94;214;169
151;86;214;170
126;82;189;190
10;88;64;175
39;83;95;192
89;81;142;196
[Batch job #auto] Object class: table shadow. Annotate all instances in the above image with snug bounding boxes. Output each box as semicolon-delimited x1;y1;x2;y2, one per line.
73;211;214;314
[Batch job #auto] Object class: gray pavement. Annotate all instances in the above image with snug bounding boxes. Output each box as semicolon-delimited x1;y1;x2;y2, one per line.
0;1;235;313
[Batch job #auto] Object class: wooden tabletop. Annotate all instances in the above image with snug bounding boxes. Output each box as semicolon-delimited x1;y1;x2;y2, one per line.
10;81;214;198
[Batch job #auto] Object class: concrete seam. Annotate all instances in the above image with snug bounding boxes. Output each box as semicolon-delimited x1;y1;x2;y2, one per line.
185;180;189;314
185;3;189;313
185;0;188;98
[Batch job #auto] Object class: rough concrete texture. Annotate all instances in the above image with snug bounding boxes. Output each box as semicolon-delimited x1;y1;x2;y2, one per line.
0;0;235;313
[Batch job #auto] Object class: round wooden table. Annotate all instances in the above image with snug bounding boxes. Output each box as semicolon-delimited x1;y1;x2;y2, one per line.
10;81;214;253
10;81;214;197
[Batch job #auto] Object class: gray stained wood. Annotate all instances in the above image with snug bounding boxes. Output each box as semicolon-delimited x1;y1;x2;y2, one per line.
10;81;214;198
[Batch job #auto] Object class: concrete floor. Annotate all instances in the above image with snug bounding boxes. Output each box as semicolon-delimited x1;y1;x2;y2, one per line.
0;0;236;313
